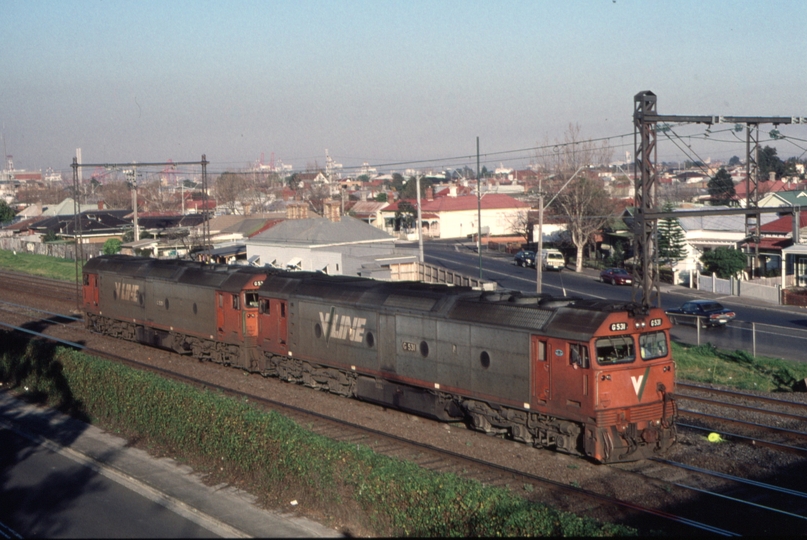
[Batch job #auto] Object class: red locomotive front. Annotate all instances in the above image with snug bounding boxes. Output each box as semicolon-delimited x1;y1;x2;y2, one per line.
584;307;676;462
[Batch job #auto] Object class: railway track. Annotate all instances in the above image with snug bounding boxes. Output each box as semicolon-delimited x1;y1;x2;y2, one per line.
0;320;738;536
0;270;78;303
0;272;805;534
677;382;807;454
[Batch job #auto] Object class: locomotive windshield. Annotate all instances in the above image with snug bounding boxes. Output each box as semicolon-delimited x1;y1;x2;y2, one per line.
595;335;635;365
639;331;668;360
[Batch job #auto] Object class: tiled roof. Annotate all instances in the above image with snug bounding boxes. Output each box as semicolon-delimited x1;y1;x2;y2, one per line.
250;215;393;245
421;194;529;212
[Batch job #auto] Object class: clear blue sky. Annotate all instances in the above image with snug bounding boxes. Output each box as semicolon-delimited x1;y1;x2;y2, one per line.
2;0;806;175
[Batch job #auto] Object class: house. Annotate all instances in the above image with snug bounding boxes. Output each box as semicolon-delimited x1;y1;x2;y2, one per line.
670;206;777;281
377;192;530;240
245;201;418;278
747;211;807;287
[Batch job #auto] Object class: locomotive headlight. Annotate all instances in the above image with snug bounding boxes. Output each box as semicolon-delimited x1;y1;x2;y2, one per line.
634;320;646;328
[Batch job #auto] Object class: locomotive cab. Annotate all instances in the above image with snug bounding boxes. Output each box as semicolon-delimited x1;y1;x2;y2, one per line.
586;309;676;462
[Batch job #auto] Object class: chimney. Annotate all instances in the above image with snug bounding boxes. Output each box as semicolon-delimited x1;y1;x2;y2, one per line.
323;199;341;222
449;185;457;197
286;202;309;220
425;187;434;201
769;171;776;182
98;200;104;210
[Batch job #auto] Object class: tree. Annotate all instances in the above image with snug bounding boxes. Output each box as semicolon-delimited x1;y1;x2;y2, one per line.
700;247;746;279
728;155;741;167
375;192;388;203
0;200;15;223
552;174;616;272
707;168;736;206
390;173;405;193
656;202;687;267
102;238;122;255
399;176;433;200
538;124;616;272
758;146;786;180
215;172;247;214
100;181;133;210
395;201;417;231
140;180;181;213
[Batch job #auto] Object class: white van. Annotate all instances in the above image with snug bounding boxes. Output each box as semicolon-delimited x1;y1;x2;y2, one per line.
541;249;565;271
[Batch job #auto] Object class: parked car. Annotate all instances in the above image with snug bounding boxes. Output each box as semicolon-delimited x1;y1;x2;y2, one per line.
513;250;536;268
599;267;633;285
666;300;736;328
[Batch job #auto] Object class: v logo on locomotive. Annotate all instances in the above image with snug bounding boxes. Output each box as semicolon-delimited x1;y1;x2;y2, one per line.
631;367;651;400
114;281;140;303
319;311;367;343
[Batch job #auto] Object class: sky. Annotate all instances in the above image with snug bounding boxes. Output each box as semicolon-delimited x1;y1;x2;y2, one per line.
2;0;807;177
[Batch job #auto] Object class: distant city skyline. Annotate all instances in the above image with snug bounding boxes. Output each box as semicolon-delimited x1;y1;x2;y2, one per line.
3;0;806;176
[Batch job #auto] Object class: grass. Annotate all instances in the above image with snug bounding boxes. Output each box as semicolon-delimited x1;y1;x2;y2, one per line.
672;341;807;392
0;249;81;282
0;335;635;537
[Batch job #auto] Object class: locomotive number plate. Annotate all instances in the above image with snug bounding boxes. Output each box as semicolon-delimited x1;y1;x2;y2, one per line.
649;318;662;327
610;322;628;332
402;341;417;352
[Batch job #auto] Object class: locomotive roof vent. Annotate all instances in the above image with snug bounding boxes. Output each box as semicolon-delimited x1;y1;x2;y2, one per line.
570;299;641;314
538;297;577;309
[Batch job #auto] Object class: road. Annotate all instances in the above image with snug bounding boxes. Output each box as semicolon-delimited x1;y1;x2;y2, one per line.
422;240;807;362
0;425;217;538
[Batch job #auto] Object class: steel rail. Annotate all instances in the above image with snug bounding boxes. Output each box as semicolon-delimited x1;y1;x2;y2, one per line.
0;322;738;537
678;422;807;456
652;458;807;500
678;393;807;422
677;382;807;412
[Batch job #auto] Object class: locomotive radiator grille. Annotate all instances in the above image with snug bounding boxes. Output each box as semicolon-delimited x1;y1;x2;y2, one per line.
449;302;553;329
384;295;437;311
596;401;665;425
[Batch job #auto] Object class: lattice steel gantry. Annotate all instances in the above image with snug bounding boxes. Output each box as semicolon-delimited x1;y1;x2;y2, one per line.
632;90;806;311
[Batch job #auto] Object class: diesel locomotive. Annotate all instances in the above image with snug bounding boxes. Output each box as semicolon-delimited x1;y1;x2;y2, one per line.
82;255;676;463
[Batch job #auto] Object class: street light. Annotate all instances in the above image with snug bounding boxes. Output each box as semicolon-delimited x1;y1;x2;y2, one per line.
536;166;585;293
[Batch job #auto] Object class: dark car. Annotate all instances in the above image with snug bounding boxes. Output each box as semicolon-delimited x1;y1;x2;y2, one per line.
599;267;633;285
513;250;536;268
666;300;736;328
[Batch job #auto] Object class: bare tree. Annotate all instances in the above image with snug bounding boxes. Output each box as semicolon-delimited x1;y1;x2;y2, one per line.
540;124;616;272
307;183;332;215
215;172;247;214
15;184;68;205
140;180;181;213
552;174;615;271
99;181;133;210
239;171;276;214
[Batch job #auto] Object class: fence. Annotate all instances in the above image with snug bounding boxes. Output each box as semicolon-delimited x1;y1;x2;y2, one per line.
0;236;99;262
668;316;807;364
387;261;497;290
697;272;781;305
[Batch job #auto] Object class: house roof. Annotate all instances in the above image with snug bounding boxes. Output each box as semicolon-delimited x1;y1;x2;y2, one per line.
348;201;389;218
41;198;98;216
672;206;777;232
760;212;807;234
758;189;807;207
421;194;530;212
249;215;394;245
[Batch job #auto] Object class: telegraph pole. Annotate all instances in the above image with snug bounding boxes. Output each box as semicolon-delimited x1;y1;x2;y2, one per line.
476;137;483;279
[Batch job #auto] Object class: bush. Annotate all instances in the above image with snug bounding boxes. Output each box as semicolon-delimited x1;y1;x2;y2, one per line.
0;334;636;537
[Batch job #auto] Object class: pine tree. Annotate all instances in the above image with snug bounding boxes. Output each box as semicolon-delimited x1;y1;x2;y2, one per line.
657;202;687;267
708;168;736;206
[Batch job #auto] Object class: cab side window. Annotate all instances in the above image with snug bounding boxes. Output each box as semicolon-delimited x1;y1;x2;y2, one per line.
570;343;589;368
